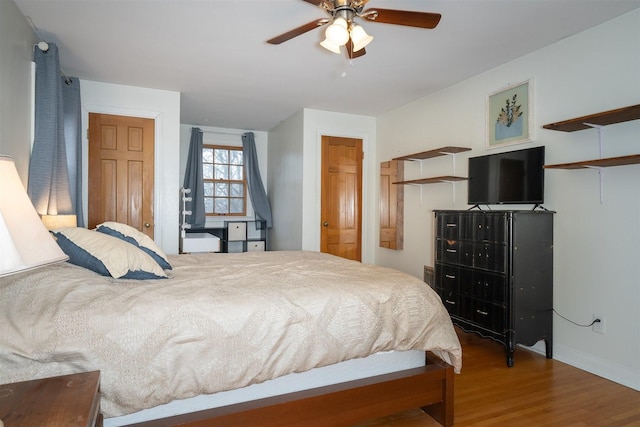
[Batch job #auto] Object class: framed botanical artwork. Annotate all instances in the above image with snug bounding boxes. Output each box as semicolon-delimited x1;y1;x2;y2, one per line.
486;79;533;148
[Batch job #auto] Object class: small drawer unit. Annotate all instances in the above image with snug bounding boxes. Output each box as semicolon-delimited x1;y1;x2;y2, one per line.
224;220;267;253
434;210;554;367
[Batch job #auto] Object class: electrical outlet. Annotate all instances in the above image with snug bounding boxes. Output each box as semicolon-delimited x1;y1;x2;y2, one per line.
592;314;606;334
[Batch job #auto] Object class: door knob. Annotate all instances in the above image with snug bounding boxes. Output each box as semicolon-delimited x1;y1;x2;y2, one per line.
323;222;329;227
144;222;151;228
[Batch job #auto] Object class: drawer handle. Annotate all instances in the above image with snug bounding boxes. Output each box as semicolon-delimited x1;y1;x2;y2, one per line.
476;310;488;316
446;249;457;253
445;274;456;279
445;300;456;305
446;223;457;228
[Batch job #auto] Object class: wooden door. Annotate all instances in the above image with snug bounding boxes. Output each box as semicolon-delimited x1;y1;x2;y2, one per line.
88;113;155;239
380;160;404;250
320;135;363;261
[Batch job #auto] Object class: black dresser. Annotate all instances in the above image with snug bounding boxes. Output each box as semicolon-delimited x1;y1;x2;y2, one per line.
433;210;554;366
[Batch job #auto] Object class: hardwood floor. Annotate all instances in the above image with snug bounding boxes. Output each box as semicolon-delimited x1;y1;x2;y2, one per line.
356;328;640;427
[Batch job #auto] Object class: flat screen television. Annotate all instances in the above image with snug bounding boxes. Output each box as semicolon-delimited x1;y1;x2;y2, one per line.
467;146;545;206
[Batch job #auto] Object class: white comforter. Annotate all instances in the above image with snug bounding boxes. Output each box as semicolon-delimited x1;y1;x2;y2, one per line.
0;251;462;418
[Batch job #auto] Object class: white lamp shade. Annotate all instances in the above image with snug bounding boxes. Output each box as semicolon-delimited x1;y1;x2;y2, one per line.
0;155;68;277
325;17;349;46
320;38;342;54
350;24;373;52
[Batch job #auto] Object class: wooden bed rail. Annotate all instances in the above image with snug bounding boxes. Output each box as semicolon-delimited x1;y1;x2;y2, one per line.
126;355;453;427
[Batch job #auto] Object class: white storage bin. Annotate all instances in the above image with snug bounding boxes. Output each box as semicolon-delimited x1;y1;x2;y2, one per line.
227;222;247;241
247;241;266;252
182;233;220;253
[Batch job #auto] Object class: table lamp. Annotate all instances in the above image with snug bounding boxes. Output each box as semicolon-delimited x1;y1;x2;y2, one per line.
0;155;68;277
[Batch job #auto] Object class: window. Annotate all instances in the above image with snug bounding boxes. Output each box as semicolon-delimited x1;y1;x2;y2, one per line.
202;145;246;216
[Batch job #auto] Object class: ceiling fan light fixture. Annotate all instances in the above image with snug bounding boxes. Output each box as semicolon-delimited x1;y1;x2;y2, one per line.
320;38;342;54
349;24;373;52
324;17;349;46
268;3;443;60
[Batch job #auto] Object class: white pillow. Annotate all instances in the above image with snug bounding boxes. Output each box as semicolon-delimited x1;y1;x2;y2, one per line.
96;221;172;270
52;227;168;279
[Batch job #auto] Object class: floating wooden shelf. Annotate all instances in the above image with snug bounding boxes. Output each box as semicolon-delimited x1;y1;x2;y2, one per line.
543;105;640;171
389;146;471;204
543;105;640;204
393;146;471;161
544;154;640;170
394;176;468;185
392;146;471;189
542;104;640;132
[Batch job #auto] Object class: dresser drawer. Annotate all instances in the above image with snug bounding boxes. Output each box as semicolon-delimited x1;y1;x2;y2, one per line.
472;271;506;304
438;213;474;240
474;213;507;243
472;242;506;272
438;288;460;317
436;264;459;292
472;300;505;333
438;239;461;264
439;213;461;239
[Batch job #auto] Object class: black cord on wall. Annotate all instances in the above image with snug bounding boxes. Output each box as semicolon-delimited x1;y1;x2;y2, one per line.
553;309;600;327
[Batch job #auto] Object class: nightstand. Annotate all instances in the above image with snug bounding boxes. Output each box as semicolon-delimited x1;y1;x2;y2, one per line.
0;371;102;427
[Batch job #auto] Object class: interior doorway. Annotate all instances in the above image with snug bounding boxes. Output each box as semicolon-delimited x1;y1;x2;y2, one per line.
88;113;155;239
320;135;363;261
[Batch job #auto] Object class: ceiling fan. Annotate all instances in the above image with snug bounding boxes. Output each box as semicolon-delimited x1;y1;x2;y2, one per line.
266;0;441;59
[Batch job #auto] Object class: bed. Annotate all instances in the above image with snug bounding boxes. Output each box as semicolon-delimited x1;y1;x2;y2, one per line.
0;248;462;426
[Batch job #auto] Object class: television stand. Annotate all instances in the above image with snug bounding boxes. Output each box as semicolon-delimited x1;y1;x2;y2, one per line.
467;204;485;211
532;204;551;211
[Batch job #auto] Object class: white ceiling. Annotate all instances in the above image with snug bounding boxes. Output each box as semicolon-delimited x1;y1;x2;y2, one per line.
14;0;640;131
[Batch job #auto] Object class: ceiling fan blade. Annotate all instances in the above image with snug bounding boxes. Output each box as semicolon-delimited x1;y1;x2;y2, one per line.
346;39;366;59
267;19;330;44
362;8;441;29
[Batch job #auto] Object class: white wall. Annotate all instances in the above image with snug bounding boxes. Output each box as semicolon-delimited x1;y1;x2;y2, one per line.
268;110;305;251
376;10;640;390
0;0;37;183
178;124;268;228
81;80;181;254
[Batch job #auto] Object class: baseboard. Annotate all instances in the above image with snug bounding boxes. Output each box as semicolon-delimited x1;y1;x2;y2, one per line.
520;342;639;391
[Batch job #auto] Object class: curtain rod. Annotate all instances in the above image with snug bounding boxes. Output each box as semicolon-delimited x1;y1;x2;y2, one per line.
199;129;249;136
27;16;73;85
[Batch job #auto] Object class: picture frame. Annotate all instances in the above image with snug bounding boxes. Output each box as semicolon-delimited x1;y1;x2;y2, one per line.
486;79;533;149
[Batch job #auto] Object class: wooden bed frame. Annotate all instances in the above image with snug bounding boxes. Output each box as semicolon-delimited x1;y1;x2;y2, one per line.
125;354;453;427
